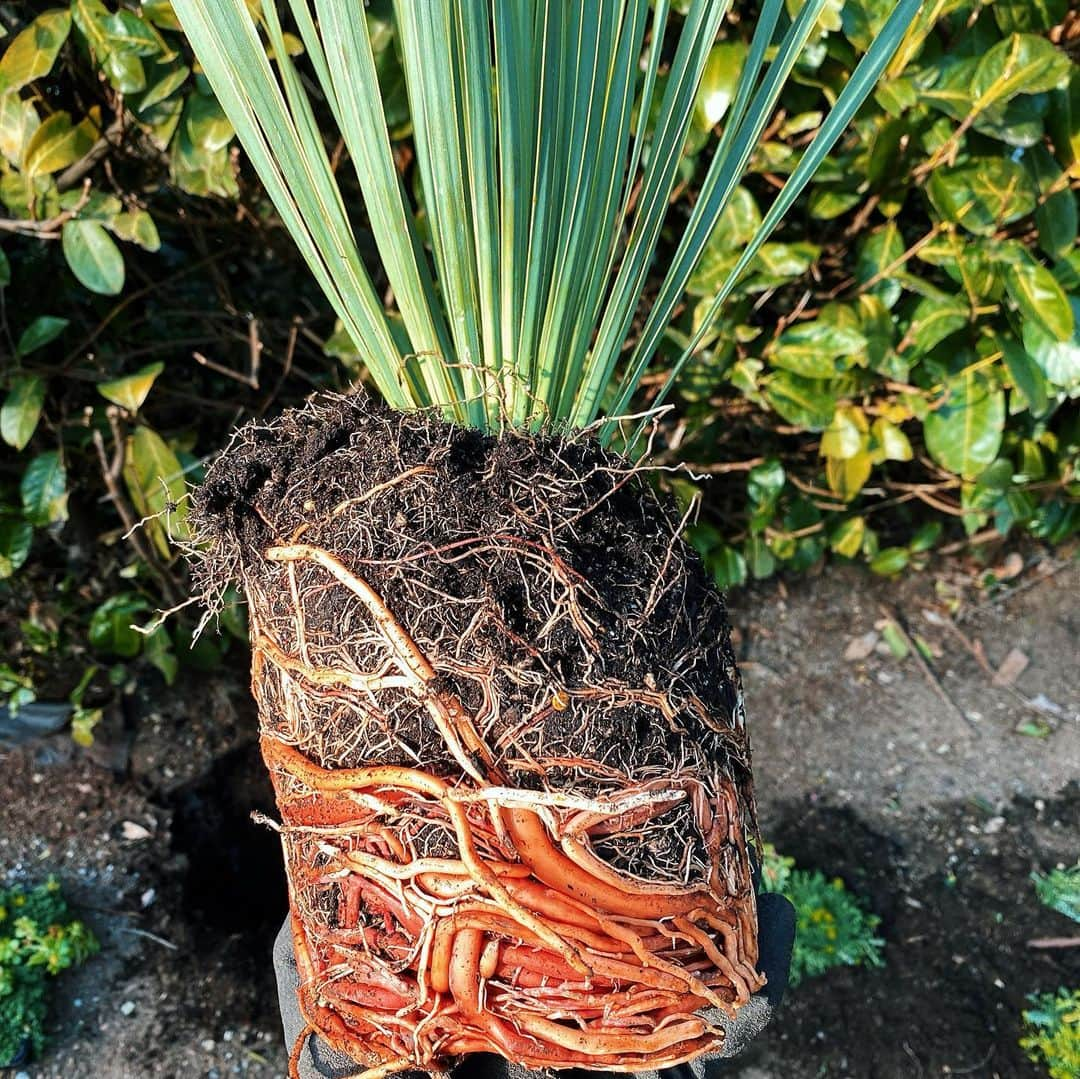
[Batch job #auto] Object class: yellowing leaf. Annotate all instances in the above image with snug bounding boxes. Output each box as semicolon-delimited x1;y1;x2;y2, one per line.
826;451;873;502
0;9;72;94
22;111;98;177
830;517;866;558
121;426;188;556
97;362;164;413
820;405;869;460
0;94;41;167
1;374;46;451
871;417;913;463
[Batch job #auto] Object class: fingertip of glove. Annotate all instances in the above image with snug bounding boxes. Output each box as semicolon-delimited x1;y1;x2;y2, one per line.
755;892;796;1007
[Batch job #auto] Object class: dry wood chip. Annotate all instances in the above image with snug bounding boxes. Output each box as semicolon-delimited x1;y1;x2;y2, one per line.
992;648;1030;687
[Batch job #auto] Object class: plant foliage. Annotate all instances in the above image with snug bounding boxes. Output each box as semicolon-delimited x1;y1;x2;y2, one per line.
760;843;884;986
1033;863;1080;925
170;0;918;432
0;1;1077;728
1020;988;1080;1079
0;877;98;1066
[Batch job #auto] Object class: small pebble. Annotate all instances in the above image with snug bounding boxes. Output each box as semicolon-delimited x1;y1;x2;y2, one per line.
120;1001;136;1017
983;816;1005;835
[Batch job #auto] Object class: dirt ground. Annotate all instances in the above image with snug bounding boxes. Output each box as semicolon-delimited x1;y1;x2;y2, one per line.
1;552;1077;1079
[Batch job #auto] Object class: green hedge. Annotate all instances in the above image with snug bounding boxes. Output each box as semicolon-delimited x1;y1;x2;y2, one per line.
0;1;1077;709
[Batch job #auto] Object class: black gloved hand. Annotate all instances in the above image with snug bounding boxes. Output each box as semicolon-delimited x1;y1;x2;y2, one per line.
273;890;795;1079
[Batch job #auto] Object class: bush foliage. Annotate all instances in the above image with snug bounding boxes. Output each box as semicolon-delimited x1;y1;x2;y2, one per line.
0;2;1077;705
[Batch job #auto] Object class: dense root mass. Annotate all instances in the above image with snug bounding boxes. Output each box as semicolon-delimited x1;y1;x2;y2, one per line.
191;392;761;1076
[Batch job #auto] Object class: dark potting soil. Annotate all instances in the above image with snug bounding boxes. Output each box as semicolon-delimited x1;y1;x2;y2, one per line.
191;391;753;885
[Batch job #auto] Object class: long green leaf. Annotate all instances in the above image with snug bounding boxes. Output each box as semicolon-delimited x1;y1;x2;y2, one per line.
171;0;921;436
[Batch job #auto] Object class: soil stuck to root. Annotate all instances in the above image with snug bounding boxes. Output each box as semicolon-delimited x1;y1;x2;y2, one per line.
190;391;758;1073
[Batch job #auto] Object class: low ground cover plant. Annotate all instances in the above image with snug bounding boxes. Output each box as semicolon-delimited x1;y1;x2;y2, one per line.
760;843;884;985
0;877;98;1066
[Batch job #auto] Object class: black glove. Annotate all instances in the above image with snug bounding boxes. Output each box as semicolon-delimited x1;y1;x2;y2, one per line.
273;890;795;1079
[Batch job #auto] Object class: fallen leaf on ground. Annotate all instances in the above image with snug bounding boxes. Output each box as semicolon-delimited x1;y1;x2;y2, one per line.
844;631;879;661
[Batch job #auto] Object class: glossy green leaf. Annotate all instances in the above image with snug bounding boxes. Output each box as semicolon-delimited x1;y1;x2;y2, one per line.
856;222;904;309
143;625;178;685
121;426;188;556
136;59;190;112
143;0;182;31
748;458;786;506
62;219;125;295
766;372;837;431
697;42;747;128
994;0;1066;33
926;159;1037;236
1022;297;1080;390
708;544;747;589
20;450;68;526
808;187;862;221
908;522;942;554
103;47;146;93
16;315;68;357
184;92;233;151
1;375;46;450
870;547;909;577
769;321;867;379
925;372;1006;479
97;362;164;413
0;9;72;94
88;594;150;658
0;518;33;579
1004;257;1074;342
905;294;970;353
1002;338;1049;415
744;534;776;580
102;11;161;56
1023;146;1076;259
972;35;1071;107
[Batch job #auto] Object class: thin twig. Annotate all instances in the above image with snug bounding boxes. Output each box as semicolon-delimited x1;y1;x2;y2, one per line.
92;409;182;606
879;605;979;736
116;926;178;951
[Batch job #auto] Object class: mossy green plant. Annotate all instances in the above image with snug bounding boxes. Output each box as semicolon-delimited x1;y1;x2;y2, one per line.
1020;988;1080;1079
0;878;98;1066
1032;864;1080;925
760;843;884;986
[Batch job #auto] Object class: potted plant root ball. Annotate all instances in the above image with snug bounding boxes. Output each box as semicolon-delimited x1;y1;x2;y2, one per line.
174;1;920;1075
191;393;761;1073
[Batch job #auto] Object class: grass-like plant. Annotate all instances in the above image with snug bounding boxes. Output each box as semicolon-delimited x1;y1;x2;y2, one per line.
173;2;919;1074
173;0;919;438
